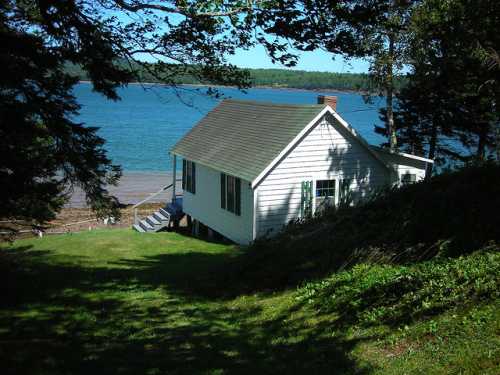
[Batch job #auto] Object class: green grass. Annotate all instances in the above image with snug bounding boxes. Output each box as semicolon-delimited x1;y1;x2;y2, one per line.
1;229;499;374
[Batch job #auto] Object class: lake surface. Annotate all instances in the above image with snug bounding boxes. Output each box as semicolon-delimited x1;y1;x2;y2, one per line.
74;82;385;173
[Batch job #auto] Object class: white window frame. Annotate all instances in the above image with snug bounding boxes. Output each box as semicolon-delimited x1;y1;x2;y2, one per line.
401;173;417;185
312;177;354;214
313;178;337;214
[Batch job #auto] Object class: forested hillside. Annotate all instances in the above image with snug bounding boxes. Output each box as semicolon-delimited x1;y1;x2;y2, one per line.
248;68;378;91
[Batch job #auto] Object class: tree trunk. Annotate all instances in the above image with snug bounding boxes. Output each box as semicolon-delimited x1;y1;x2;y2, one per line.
387;34;397;152
496;122;500;161
425;122;438;180
476;123;487;161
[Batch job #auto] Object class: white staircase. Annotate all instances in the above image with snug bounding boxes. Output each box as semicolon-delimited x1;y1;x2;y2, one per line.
132;208;172;233
131;180;183;234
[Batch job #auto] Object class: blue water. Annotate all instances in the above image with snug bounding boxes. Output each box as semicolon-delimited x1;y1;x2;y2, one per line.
74;82;385;172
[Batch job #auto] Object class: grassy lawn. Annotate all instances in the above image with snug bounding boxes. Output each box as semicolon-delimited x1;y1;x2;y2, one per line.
1;229;498;374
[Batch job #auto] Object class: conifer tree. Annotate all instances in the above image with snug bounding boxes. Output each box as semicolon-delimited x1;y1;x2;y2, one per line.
257;0;418;152
0;0;257;231
393;0;500;176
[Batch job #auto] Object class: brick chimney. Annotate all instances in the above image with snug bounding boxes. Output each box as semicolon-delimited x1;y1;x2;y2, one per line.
317;95;337;111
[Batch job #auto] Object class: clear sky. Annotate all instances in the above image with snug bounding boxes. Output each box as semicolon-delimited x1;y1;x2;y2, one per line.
228;44;371;73
113;9;372;74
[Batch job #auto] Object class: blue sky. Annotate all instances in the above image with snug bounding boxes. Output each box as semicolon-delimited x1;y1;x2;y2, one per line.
228;44;371;73
113;8;371;74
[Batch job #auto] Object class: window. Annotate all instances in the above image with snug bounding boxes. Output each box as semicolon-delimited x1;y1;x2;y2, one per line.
182;160;196;194
315;179;335;211
401;173;416;185
221;173;241;215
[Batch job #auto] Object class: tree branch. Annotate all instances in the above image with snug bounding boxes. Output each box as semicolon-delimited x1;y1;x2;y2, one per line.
113;0;263;17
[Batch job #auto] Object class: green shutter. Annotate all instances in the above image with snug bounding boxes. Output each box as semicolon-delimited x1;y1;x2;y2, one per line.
191;162;196;194
301;180;312;218
227;176;235;213
182;159;186;190
235;178;241;216
339;179;352;206
221;173;226;209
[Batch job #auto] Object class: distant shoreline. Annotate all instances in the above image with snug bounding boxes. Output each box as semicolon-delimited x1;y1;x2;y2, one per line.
77;80;368;95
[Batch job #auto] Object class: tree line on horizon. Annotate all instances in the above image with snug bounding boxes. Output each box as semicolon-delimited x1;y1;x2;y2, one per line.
65;63;406;92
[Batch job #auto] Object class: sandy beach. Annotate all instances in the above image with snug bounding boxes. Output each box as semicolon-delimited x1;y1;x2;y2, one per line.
66;171;182;208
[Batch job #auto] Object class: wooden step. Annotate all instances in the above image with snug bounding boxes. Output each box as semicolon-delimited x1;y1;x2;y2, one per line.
146;215;160;227
153;211;169;222
159;208;171;218
132;224;145;233
139;220;154;232
133;208;174;233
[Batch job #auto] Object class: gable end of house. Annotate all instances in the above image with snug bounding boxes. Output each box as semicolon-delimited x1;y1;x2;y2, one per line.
251;106;392;188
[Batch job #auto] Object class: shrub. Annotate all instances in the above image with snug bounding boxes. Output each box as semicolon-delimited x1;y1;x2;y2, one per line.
297;247;500;327
224;164;500;292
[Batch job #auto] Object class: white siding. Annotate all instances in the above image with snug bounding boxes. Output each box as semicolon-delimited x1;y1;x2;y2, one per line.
255;114;391;238
183;162;254;245
376;152;427;183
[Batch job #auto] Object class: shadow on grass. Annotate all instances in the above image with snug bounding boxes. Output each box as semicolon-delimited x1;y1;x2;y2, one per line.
0;243;375;375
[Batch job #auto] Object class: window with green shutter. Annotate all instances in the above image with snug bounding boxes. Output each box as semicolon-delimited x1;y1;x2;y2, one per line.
182;159;186;190
220;173;226;209
227;175;235;212
235;178;241;215
221;173;241;216
183;160;196;194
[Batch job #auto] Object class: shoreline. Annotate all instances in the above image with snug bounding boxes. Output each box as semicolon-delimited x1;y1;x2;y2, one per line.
66;170;180;208
77;80;368;95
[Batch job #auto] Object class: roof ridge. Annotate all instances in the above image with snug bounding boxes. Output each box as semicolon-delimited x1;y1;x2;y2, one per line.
369;145;434;163
171;98;326;182
222;98;325;108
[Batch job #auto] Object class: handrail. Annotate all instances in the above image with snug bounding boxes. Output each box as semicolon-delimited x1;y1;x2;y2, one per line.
132;178;182;224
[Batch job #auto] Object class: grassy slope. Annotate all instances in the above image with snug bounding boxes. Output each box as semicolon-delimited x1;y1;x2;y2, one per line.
224;164;500;293
1;229;499;374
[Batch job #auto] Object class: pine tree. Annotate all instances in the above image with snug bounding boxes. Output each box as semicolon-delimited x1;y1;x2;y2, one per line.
257;0;418;151
0;0;256;232
393;0;500;176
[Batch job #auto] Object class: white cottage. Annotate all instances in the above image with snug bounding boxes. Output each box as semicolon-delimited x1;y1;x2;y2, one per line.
169;96;433;245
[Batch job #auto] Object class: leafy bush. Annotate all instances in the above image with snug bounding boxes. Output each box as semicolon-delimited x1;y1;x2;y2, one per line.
223;164;500;293
294;162;500;259
297;248;500;327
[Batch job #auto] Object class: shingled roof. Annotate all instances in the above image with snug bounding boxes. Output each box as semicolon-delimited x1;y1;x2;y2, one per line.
171;99;326;182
